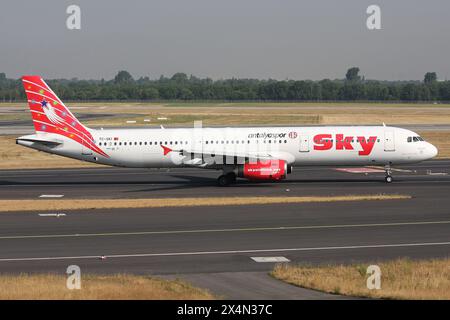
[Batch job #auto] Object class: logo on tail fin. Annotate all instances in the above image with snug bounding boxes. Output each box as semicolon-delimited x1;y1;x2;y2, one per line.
21;75;109;158
41;100;65;125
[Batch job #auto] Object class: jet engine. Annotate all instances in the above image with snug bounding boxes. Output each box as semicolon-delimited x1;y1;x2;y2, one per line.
237;159;292;180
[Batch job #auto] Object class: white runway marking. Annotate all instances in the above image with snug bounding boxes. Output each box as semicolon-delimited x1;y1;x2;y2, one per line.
39;194;64;198
38;213;66;217
335;167;384;173
0;241;449;262
0;220;449;240
251;257;290;263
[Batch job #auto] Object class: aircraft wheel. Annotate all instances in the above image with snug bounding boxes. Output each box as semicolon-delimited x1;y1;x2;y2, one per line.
226;172;237;183
218;174;230;187
385;175;393;183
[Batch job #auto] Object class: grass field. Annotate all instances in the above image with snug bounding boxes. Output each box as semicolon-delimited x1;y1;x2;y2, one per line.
3;101;450;126
0;194;410;212
1;102;450;169
0;273;215;300
271;258;450;300
47;102;450;127
0;136;102;169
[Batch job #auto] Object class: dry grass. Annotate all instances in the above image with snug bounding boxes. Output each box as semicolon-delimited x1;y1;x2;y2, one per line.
418;131;450;158
0;273;215;300
4;101;450;126
0;194;410;212
0;135;104;169
80;102;450;126
271;258;450;300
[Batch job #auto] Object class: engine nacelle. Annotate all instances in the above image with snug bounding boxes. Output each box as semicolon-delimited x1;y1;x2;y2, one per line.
237;160;291;180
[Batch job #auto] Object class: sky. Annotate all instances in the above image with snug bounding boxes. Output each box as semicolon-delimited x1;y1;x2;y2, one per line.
1;0;449;81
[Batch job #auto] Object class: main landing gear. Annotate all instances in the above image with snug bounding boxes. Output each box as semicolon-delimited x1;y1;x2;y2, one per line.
217;172;237;187
384;164;393;183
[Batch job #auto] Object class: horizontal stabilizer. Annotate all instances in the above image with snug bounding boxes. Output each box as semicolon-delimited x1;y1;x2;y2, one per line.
16;135;62;147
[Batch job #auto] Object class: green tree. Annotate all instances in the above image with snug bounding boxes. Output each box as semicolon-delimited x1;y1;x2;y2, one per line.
139;87;159;99
171;73;188;83
424;72;437;84
345;67;361;82
114;70;134;84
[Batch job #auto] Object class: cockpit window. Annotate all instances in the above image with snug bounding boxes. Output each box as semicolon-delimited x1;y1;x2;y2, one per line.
408;136;424;143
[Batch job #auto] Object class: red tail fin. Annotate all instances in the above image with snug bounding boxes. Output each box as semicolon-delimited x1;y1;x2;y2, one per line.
21;75;108;157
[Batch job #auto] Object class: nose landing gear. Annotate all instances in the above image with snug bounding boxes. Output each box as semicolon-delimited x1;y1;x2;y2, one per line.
384;165;393;183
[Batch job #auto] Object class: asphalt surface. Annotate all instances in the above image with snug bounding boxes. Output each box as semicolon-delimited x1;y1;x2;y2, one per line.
1;160;450;199
0;160;449;299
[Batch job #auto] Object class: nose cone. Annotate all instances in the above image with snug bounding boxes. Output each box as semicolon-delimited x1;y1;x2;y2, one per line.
427;143;438;159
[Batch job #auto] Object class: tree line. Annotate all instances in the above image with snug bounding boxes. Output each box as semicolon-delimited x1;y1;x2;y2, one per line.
1;68;450;102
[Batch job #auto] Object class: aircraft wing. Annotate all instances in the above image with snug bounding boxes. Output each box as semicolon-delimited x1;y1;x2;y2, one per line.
162;145;294;167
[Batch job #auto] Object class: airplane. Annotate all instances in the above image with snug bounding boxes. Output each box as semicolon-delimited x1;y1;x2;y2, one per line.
17;75;438;186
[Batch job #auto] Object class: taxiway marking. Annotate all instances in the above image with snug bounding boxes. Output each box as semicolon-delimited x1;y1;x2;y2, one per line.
0;241;449;262
251;257;290;263
0;220;449;240
39;194;64;198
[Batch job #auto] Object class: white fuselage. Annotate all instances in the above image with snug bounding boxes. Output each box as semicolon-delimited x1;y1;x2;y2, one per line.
18;126;438;169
